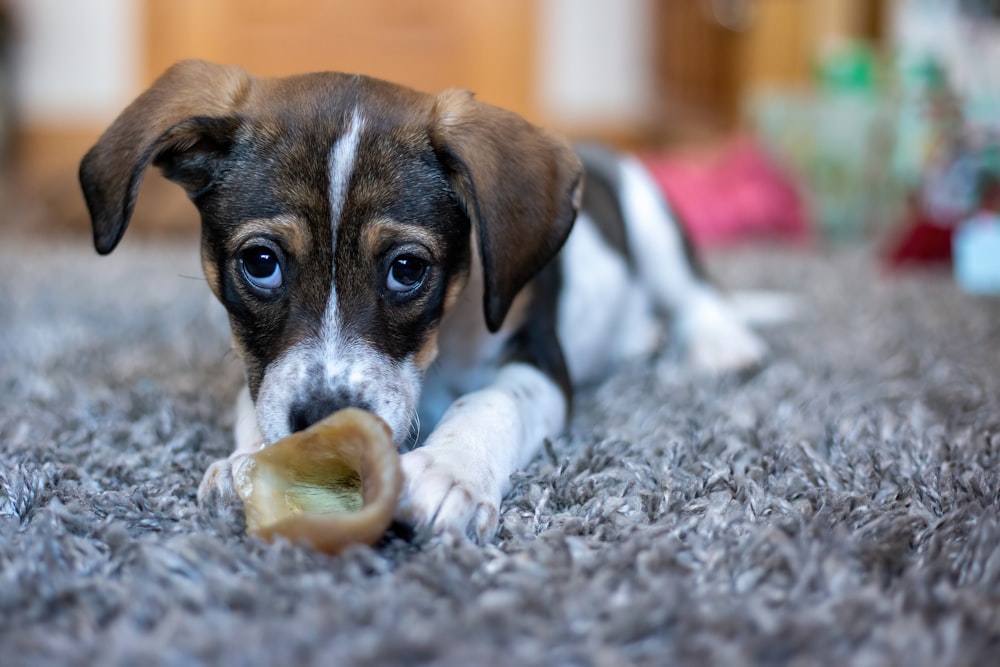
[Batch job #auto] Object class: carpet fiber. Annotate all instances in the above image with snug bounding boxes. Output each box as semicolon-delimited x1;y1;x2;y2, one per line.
2;237;999;666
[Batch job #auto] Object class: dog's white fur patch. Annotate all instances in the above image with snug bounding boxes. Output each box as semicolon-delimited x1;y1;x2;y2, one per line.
253;338;421;446
617;156;705;312
615;156;767;371
557;157;766;378
557;212;659;384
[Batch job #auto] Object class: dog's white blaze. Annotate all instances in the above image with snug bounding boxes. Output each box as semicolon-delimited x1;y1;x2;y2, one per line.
323;107;365;341
328;107;365;235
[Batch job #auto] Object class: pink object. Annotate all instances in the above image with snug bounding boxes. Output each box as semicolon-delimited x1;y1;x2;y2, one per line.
642;138;812;248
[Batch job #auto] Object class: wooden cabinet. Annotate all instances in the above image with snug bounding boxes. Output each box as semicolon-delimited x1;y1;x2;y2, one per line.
143;0;539;122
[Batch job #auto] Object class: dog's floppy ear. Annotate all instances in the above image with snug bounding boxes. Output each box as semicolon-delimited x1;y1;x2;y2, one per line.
431;90;583;333
79;59;252;254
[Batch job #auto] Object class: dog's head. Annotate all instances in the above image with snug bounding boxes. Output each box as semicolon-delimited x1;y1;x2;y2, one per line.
80;60;582;445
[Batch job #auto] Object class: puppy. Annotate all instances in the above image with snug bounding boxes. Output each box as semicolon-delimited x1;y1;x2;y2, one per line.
80;60;765;542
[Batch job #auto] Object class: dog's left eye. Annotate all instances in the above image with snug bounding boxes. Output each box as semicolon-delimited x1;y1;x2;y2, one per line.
239;246;283;292
386;254;428;293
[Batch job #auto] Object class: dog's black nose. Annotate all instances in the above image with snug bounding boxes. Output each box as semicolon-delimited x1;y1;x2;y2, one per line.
288;393;367;434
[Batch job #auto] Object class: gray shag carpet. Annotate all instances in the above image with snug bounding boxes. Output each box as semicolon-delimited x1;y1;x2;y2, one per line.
1;235;999;666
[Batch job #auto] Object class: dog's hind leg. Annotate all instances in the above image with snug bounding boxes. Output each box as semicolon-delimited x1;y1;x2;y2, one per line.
582;145;767;372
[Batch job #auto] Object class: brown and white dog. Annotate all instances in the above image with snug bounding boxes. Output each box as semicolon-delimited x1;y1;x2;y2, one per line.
79;60;765;542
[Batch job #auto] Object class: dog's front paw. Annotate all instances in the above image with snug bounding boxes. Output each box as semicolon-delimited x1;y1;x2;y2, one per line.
396;448;501;544
198;457;238;505
197;455;251;530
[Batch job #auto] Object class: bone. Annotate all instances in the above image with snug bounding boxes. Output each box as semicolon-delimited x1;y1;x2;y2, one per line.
231;408;401;554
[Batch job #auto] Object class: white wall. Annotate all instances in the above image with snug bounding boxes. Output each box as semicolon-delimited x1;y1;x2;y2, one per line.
10;0;141;125
536;0;655;128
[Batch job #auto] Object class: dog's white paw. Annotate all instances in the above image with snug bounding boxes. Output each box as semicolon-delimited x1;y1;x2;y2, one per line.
196;454;255;534
677;292;768;373
396;448;501;543
686;319;767;373
197;454;251;508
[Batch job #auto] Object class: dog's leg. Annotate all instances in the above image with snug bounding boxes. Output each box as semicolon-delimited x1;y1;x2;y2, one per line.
397;362;566;542
197;384;265;506
617;156;767;372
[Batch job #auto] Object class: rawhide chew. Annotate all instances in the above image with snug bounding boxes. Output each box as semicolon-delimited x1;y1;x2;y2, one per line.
231;407;401;554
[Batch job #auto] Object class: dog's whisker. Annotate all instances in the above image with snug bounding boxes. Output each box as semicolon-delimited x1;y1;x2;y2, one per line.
406;411;422;450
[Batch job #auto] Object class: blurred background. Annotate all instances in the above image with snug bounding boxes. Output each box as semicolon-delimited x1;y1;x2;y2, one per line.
1;0;999;286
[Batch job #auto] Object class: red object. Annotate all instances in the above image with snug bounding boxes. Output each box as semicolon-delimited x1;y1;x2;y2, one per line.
883;216;954;267
642;138;812;248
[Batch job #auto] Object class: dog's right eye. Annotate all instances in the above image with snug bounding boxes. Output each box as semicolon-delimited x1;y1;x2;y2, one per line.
239;246;283;292
387;254;428;293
